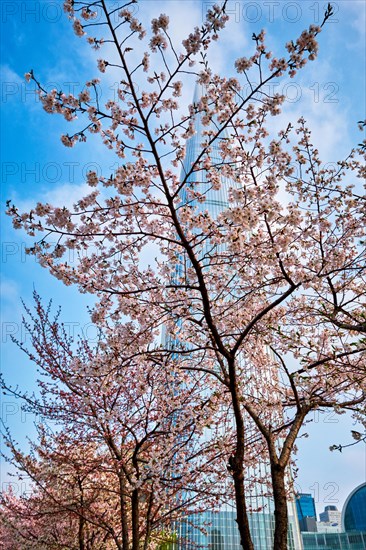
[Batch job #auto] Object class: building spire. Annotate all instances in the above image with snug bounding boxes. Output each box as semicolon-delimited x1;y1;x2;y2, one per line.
179;83;236;217
192;81;204;105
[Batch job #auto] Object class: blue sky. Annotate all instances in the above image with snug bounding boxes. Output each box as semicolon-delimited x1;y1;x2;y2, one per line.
1;0;365;515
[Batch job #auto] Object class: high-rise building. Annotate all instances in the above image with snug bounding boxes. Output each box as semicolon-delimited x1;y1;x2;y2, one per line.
172;85;302;549
295;493;317;533
296;493;317;520
319;505;342;527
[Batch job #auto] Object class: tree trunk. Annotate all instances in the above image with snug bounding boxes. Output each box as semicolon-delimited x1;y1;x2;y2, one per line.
78;515;85;550
131;488;140;550
228;357;255;550
231;456;255;550
143;490;154;550
118;470;130;550
271;462;288;550
77;476;86;550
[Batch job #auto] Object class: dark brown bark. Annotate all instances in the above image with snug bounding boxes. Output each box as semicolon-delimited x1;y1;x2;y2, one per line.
271;463;288;550
228;358;255;550
118;470;130;550
77;476;86;550
131;488;140;550
230;456;255;550
272;409;309;549
143;490;154;550
78;515;86;550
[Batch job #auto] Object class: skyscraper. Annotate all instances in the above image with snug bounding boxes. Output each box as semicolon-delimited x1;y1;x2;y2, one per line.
296;493;317;533
171;84;302;549
319;505;342;528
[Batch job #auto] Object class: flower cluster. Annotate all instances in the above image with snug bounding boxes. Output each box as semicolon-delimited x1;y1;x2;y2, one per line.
87;37;104;50
149;34;168;52
85;78;100;87
61;134;78;147
63;0;74;16
81;6;97;20
268;57;288;76
86;171;99;187
204;4;229;35
172;81;183;97
131;18;146;40
198;69;212;85
35;202;52;216
151;14;169;33
72;19;85;37
119;9;146;39
97;59;108;73
235;57;253;73
78;89;91;103
37;89;60;114
285;24;322;76
182;28;202;55
141;52;150;72
235;29;271;73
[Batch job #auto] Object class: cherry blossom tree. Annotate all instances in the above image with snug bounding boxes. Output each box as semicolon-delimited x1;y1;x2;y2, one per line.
6;1;366;549
0;429;192;549
1;293;232;549
0;434;118;549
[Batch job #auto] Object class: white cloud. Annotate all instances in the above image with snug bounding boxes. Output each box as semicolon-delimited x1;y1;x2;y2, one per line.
339;0;366;48
0;277;20;304
12;181;92;214
1;64;23;84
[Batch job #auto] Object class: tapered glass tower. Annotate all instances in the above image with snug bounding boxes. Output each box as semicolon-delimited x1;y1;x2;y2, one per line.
170;85;302;549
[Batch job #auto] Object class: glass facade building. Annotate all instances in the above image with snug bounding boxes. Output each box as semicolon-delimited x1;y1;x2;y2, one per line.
170;85;302;549
299;484;366;550
343;484;366;533
302;531;366;549
179;509;301;549
296;493;318;532
296;494;317;522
